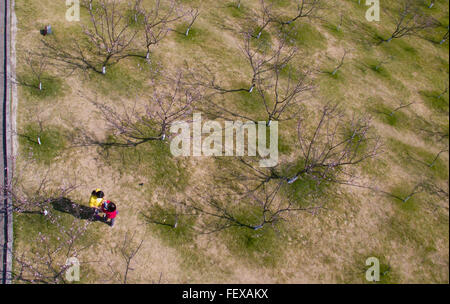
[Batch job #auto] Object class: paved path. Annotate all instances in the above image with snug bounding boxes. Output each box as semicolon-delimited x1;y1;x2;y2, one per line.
1;0;12;284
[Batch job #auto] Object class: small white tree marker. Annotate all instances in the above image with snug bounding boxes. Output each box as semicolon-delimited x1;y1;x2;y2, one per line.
37;137;42;145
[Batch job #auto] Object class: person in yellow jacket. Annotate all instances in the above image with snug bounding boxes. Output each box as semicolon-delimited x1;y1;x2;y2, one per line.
89;189;105;215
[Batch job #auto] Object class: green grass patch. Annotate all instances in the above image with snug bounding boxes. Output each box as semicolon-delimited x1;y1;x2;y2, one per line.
101;139;190;193
142;204;196;247
322;22;345;38
279;159;330;206
13;209;101;283
20;73;66;100
266;0;291;7
13;210;99;247
388;184;421;211
19;124;67;164
367;62;391;79
419;90;449;113
371;103;410;128
224;2;249;18
379;39;421;64
87;62;144;97
387;137;449;180
278;134;293;154
174;23;207;44
223;223;284;268
250;29;272;52
125;9;145;29
232;88;267;117
279;22;326;51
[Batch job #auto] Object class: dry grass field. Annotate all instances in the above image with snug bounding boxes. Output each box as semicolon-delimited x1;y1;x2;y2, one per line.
10;0;449;283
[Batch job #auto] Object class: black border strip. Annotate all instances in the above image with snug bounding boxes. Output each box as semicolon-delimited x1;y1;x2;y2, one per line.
2;0;9;285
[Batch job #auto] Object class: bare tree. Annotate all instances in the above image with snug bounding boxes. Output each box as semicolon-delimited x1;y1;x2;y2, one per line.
2;168;79;215
253;49;313;125
14;51;49;91
215;31;294;94
184;8;200;36
84;0;138;74
120;231;144;284
177;178;324;234
2;174;94;284
332;50;347;75
416;115;449;143
319;49;348;76
273;0;326;26
199;32;314;125
42;0;137;75
436;85;448;100
249;0;273;39
219;104;381;196
405;148;448;168
173;104;380;233
380;0;439;43
74;69;204;147
10;214;92;284
369;55;394;72
439;29;449;44
374;100;414;117
248;0;326;39
380;182;425;204
133;0;186;61
285;103;381;185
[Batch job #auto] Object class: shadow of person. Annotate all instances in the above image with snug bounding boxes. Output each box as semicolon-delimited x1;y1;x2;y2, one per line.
51;197;98;221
